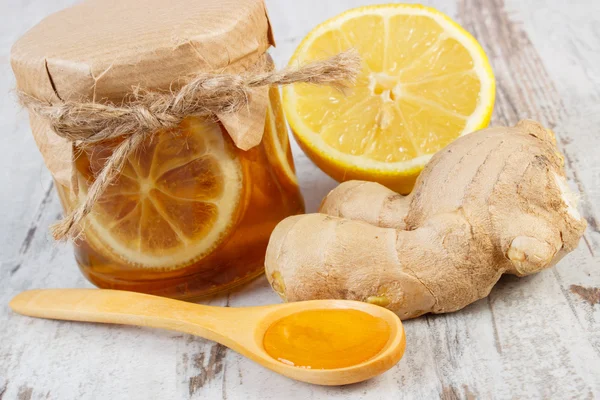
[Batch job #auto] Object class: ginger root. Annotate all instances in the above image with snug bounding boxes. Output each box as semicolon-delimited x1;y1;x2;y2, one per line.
265;120;587;319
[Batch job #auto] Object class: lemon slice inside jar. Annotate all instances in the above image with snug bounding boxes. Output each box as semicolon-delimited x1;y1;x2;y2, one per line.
75;117;244;270
264;88;299;190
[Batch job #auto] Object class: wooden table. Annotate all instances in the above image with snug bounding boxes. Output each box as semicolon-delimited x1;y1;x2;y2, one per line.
2;0;599;398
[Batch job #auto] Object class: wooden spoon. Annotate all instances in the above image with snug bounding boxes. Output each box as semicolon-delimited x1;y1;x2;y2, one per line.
9;289;405;386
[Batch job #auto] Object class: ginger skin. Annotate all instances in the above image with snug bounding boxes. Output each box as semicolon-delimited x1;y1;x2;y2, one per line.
265;120;587;319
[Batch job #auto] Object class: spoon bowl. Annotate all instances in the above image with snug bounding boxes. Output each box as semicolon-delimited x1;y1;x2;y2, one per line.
10;289;405;385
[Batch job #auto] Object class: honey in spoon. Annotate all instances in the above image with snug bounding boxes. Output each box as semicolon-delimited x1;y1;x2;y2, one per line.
10;289;405;385
263;308;391;369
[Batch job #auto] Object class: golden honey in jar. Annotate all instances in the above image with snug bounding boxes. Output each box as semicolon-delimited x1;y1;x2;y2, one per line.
11;0;304;298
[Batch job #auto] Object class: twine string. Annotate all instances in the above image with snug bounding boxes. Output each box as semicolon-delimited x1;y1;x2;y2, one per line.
19;49;361;240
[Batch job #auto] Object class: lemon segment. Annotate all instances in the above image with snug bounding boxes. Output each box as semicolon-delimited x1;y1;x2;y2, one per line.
283;4;495;193
78;118;244;270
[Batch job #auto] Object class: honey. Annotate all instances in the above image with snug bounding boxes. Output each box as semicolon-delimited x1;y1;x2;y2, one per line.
11;0;311;299
263;309;391;369
56;88;304;299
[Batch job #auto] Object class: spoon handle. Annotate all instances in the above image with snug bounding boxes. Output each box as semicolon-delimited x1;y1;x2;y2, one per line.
9;289;249;344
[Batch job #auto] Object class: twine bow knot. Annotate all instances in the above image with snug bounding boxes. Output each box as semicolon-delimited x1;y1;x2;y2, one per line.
19;49;361;240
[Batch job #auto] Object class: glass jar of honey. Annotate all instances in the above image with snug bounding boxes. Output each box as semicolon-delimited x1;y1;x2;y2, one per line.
12;0;305;299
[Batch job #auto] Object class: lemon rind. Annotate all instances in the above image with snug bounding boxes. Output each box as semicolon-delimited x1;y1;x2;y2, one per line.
282;4;496;175
82;121;244;270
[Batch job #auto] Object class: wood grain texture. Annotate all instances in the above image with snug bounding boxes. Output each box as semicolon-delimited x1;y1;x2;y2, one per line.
8;289;406;386
1;0;599;399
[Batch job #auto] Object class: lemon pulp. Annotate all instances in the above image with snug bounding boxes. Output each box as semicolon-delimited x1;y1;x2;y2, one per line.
75;117;243;270
283;4;495;193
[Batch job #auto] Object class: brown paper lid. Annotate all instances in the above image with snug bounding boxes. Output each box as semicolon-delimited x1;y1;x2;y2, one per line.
11;0;275;184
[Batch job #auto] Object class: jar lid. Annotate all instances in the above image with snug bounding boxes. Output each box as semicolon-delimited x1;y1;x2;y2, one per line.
11;0;274;103
11;0;275;184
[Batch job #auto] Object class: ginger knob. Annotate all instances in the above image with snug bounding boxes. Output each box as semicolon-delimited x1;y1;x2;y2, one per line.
265;121;587;319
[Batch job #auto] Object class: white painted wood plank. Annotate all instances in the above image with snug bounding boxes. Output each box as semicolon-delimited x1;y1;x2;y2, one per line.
502;0;600;380
455;1;600;397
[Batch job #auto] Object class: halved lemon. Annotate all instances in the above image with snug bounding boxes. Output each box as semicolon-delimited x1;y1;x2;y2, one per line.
282;4;495;193
75;117;244;270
